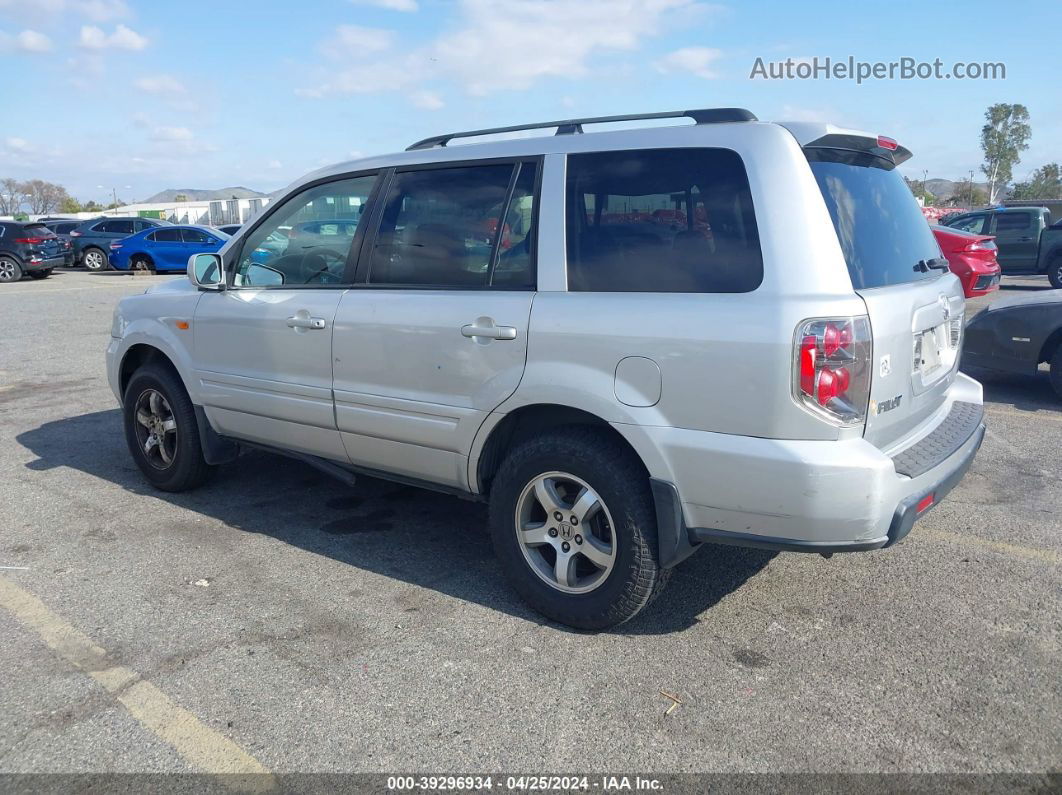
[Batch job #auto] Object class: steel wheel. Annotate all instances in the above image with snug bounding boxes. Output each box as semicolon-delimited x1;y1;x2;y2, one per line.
0;256;20;282
515;471;617;594
133;388;178;470
83;249;106;271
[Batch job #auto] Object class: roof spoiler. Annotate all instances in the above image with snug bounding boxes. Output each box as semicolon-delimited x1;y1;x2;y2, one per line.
407;107;757;151
803;133;912;166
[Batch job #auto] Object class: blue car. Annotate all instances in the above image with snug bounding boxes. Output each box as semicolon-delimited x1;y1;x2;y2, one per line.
108;225;229;272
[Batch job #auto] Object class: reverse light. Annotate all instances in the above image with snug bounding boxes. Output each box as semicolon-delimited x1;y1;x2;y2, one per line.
70;230;82;237
793;317;872;425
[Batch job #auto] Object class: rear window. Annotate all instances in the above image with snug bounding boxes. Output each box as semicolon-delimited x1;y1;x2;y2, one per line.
565;148;763;293
23;224;55;238
808;150;940;289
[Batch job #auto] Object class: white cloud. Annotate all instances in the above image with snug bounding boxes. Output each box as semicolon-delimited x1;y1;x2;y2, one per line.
266;159;282;170
135;74;187;93
5;137;33;153
349;0;418;11
79;23;147;51
72;0;129;21
410;90;444;110
303;0;707;98
323;24;394;57
17;30;53;52
653;46;722;79
151;126;193;142
0;0;127;23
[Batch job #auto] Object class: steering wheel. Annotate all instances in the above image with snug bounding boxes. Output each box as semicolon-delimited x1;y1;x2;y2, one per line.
266;248;346;284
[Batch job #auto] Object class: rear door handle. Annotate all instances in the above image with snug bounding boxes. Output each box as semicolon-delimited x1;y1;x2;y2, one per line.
462;320;517;340
287;315;326;330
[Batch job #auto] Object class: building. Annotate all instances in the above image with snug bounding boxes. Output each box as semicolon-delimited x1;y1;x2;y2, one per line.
21;196;271;226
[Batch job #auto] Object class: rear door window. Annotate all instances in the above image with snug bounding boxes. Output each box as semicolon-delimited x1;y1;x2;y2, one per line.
100;220;136;234
151;228;182;242
808;150;941;289
565;148;762;292
181;228;213;244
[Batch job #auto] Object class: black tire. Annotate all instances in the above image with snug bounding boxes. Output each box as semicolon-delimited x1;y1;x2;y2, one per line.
123;364;215;492
488;426;669;630
130;255;155;273
1050;345;1062;401
28;269;53;280
0;255;22;283
1048;255;1062;290
82;247;108;271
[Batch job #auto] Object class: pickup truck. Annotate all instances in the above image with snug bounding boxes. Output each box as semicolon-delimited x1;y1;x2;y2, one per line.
942;206;1062;288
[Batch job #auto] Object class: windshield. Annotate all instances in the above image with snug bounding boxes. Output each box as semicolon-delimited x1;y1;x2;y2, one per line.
808;150;940;289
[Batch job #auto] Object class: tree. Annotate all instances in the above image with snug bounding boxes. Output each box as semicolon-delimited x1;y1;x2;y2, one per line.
58;195;82;214
0;178;26;216
21;179;73;215
947;178;988;208
1011;163;1062;200
904;176;935;205
980;103;1031;204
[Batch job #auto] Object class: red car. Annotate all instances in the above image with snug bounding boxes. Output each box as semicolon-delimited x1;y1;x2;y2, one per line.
931;224;1001;298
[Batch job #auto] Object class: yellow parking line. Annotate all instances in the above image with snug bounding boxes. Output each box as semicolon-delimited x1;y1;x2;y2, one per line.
920;528;1062;566
0;576;275;787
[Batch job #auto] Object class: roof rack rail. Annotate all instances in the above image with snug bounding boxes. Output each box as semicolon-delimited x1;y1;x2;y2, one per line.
406;107;757;151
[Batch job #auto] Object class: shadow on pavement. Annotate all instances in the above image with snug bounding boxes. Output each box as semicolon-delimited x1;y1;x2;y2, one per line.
16;409;775;635
962;365;1060;414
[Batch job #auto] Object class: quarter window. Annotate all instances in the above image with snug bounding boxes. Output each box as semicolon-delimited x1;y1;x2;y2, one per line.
368;162;535;287
565;148;762;292
235;174;378;287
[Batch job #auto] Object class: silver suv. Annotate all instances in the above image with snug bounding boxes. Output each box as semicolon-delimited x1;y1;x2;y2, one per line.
106;108;985;629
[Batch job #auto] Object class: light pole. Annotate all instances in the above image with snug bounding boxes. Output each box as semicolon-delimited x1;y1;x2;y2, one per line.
97;185;132;214
921;169;928;204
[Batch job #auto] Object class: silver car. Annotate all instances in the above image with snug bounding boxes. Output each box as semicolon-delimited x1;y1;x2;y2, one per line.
106;108;984;629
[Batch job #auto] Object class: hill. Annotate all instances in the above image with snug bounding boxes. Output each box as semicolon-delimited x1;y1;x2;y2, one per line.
141;187;269;203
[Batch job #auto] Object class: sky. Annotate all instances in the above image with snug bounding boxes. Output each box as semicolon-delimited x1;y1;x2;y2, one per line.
1;0;1059;204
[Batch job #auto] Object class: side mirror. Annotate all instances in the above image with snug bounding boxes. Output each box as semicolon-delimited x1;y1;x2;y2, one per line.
244;262;285;287
188;253;224;290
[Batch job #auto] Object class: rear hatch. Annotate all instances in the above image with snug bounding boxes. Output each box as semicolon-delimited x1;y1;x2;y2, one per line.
807;140;965;451
21;224;63;261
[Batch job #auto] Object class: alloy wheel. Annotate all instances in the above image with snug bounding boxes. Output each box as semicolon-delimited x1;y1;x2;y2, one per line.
0;258;18;282
514;471;617;594
84;250;105;270
133;389;178;470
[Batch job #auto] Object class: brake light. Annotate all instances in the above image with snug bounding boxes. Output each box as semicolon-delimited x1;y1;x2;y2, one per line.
793;317;872;425
14;237;47;244
876;135;898;151
963;240;997;252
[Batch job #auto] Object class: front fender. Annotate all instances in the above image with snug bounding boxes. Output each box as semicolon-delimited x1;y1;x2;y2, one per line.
111;316;199;403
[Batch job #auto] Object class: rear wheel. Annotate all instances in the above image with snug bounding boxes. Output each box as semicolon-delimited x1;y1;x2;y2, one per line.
130;255;155;273
28;269;53;280
1048;255;1062;290
82;247;108;271
1050;346;1062;401
488;427;669;630
123;364;215;492
0;256;23;283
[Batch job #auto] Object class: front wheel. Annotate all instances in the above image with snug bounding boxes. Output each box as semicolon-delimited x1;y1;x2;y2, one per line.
123;364;215;492
1048;255;1062;290
488;427;669;630
82;247;108;271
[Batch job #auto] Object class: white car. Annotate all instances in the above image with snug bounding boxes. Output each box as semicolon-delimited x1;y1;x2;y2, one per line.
107;108;985;629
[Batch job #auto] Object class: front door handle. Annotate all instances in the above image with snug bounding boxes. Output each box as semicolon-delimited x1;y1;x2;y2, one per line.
461;319;517;341
287;315;326;330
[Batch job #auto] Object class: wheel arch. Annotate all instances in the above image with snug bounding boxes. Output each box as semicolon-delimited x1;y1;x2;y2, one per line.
119;343;182;400
1039;325;1062;365
471;403;671;498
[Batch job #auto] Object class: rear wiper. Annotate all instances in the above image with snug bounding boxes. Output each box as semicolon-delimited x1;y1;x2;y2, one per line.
914;257;950;272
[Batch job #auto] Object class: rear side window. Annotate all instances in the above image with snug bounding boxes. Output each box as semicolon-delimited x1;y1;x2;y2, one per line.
151;228;182;242
565;148;762;293
808;150;940;289
368;162;536;288
99;220;136;234
993;212;1032;232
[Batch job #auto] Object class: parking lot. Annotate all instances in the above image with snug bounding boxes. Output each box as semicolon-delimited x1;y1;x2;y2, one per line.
0;269;1059;776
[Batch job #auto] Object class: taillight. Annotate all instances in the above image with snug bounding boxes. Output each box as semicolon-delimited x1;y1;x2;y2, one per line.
963;240;996;252
110;242;122;249
14;237;46;244
793;317;872;425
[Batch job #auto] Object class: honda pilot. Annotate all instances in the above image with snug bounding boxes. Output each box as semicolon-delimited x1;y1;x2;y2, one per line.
106;108;985;629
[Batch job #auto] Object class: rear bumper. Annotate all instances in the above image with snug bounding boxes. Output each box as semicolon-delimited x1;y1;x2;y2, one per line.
634;372;985;566
25;255;63;272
